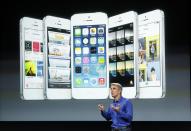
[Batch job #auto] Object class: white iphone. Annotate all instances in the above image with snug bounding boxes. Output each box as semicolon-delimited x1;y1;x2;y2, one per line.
138;9;166;98
109;11;138;99
43;16;71;99
20;17;44;100
71;12;109;99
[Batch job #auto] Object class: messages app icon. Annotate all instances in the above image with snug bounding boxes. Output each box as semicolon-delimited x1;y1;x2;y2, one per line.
75;28;81;36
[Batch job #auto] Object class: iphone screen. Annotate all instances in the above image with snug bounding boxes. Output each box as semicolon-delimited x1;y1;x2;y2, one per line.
109;23;135;87
138;20;161;87
73;24;107;88
47;27;71;88
24;28;43;89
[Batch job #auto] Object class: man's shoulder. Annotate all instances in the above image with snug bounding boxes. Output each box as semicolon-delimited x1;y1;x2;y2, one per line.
121;96;129;101
122;97;132;104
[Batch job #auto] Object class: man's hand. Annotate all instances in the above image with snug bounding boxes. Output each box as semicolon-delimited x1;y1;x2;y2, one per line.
111;104;120;112
98;104;105;111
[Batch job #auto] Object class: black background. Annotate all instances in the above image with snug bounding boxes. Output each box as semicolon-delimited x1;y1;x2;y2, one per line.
0;0;190;61
0;0;190;130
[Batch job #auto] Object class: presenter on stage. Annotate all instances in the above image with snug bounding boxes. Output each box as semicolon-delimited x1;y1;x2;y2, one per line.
98;83;133;131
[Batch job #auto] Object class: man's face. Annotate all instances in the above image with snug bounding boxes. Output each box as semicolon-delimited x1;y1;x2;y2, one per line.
111;85;121;98
151;70;155;74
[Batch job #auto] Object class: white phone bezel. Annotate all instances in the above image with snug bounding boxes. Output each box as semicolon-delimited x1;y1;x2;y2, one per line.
43;15;71;99
71;12;109;99
108;11;138;99
138;9;165;98
20;17;44;100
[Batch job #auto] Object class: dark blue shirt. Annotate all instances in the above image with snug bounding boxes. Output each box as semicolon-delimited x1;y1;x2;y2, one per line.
101;96;133;128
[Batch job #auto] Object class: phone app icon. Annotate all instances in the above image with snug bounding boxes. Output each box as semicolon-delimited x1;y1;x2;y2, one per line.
98;28;104;34
75;78;82;85
90;78;97;86
75;28;81;36
99;78;105;85
83;57;90;64
83;38;89;45
82;28;89;36
75;57;81;64
83;47;89;55
33;41;40;52
75;38;81;46
25;41;32;51
90;47;96;54
90;28;96;35
98;57;105;64
90;37;96;45
75;47;81;55
83;78;89;85
83;66;90;74
75;66;82;73
98;47;104;54
98;37;104;45
90;56;97;64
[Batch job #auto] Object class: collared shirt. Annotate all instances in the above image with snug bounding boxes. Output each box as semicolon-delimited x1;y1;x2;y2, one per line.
101;96;133;128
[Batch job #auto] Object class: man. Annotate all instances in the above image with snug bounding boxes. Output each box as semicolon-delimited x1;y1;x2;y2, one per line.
98;83;133;131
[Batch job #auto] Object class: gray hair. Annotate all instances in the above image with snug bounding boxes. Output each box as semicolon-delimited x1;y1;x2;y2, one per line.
111;83;122;91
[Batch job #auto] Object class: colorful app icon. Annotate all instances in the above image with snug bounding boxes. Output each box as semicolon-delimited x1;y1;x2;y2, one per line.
83;57;90;64
75;38;81;46
75;28;81;36
83;38;89;45
75;47;81;54
98;47;104;54
90;56;97;64
98;57;105;64
25;41;32;51
83;47;89;55
33;41;40;52
75;66;81;73
75;57;81;64
75;78;82;85
90;47;96;54
83;66;90;74
90;37;96;45
99;78;105;85
82;28;89;36
98;28;104;34
98;37;104;45
90;78;97;86
90;28;96;35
